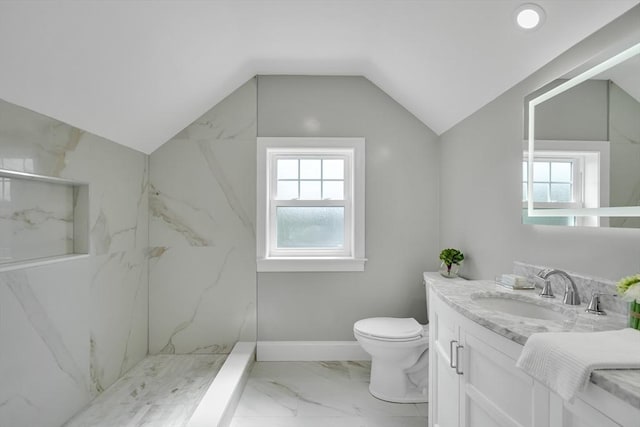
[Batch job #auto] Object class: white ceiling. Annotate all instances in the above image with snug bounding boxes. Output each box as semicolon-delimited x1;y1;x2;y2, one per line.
0;1;637;154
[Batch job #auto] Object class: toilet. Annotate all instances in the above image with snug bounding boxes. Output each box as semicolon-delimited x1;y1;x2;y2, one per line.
354;317;428;403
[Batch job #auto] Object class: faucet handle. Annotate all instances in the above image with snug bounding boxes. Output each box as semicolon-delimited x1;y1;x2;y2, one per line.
585;292;617;315
538;278;555;299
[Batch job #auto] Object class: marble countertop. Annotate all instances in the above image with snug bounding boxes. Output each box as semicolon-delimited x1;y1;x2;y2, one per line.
424;272;640;410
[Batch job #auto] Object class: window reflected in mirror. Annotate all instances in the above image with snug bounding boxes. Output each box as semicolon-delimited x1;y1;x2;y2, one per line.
524;41;640;228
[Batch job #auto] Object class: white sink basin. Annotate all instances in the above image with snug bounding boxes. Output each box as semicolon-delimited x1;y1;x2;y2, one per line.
471;294;571;321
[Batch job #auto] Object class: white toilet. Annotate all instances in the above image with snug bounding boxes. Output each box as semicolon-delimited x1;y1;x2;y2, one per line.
353;317;428;403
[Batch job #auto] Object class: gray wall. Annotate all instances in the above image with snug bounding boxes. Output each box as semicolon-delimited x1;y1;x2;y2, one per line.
609;81;640;228
0;99;148;427
439;7;640;281
257;76;440;341
532;79;608;141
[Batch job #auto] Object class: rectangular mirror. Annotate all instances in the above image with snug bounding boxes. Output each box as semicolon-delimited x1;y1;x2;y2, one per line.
525;41;640;228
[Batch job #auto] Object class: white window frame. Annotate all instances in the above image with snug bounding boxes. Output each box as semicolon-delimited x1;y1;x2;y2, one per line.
522;156;583;209
523;140;610;227
257;137;366;272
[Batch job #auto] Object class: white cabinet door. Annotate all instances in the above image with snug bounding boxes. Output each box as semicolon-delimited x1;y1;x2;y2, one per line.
429;292;461;427
429;290;548;427
459;329;547;427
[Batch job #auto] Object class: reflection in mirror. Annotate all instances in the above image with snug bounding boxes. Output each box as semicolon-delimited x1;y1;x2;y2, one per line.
524;42;640;228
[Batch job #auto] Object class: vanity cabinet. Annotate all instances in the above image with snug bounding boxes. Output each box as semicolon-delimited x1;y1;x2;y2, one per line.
428;289;638;427
429;291;546;427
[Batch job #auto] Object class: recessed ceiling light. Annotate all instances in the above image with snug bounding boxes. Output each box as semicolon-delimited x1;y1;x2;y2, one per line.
514;3;546;30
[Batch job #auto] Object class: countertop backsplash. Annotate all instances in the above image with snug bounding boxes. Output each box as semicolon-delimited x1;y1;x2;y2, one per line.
513;261;628;316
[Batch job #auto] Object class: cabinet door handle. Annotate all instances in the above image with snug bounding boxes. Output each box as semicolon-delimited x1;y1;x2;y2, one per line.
455;344;464;375
449;340;458;368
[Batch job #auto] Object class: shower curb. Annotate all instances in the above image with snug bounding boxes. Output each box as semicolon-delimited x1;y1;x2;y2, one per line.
187;341;256;427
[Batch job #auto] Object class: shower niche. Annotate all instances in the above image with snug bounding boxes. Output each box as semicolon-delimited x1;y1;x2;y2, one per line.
0;169;89;266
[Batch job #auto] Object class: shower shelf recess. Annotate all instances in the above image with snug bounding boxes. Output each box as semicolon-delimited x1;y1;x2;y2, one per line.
0;168;89;269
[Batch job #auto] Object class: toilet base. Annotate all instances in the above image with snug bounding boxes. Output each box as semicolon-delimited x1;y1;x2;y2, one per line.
368;357;428;404
369;386;428;403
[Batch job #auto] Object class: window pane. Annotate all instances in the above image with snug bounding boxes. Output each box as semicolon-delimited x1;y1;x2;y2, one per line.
522;208;575;226
522;161;527;181
276;181;298;200
522;183;527;202
300;181;321;199
324;159;344;179
277;159;298;179
277;207;344;248
550;183;572;202
533;183;549;202
551;162;572;183
300;159;321;179
323;181;344;200
533;162;549;182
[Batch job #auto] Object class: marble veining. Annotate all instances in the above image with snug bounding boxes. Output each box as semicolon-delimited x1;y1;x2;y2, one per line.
35;127;83;177
231;361;427;427
0;256;91;427
148;78;257;355
591;370;640;410
0;98;149;427
424;272;640;409
91;210;112;255
90;248;148;392
64;354;226;427
197;141;255;237
149;184;213;247
513;261;628;315
159;247;235;354
2;270;86;390
0;176;75;263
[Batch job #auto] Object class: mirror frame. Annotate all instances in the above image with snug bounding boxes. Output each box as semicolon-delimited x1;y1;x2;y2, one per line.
527;41;640;219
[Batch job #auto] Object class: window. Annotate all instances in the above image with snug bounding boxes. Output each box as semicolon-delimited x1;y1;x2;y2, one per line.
522;158;581;209
523;140;609;227
257;137;366;272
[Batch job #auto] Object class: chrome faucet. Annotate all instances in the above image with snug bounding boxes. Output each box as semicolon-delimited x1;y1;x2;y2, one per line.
586;292;617;315
536;269;581;305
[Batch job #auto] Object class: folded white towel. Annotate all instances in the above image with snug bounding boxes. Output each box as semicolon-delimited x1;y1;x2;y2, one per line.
516;328;640;401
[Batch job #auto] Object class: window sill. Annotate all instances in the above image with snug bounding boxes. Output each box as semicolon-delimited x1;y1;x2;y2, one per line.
257;257;367;272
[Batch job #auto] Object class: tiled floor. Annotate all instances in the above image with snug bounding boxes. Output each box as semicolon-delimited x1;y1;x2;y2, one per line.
63;354;227;427
230;361;428;427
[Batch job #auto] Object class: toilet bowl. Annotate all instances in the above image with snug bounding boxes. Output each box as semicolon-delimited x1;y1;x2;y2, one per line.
354;317;428;403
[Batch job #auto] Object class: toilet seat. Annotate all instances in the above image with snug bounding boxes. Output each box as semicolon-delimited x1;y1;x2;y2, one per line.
354;317;424;342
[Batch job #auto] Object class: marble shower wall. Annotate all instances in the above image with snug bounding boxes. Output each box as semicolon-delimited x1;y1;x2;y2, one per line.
0;99;148;427
0;176;75;262
148;78;257;354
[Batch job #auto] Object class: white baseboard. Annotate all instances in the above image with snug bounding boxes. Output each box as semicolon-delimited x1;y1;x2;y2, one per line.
257;341;370;361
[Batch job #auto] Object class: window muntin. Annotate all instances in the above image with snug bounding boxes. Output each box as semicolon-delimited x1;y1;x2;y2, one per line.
269;152;352;257
257;137;366;272
275;157;345;201
522;157;582;208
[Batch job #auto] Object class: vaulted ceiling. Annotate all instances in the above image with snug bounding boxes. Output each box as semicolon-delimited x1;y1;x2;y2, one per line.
0;1;637;154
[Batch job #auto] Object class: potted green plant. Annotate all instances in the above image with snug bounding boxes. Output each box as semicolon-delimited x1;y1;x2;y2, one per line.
617;274;640;330
439;248;464;278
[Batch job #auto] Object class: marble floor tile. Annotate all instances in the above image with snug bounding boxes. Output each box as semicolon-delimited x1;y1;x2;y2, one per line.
231;361;428;426
63;354;226;427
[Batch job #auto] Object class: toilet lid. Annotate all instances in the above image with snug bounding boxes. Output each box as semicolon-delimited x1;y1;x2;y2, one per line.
354;317;423;340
